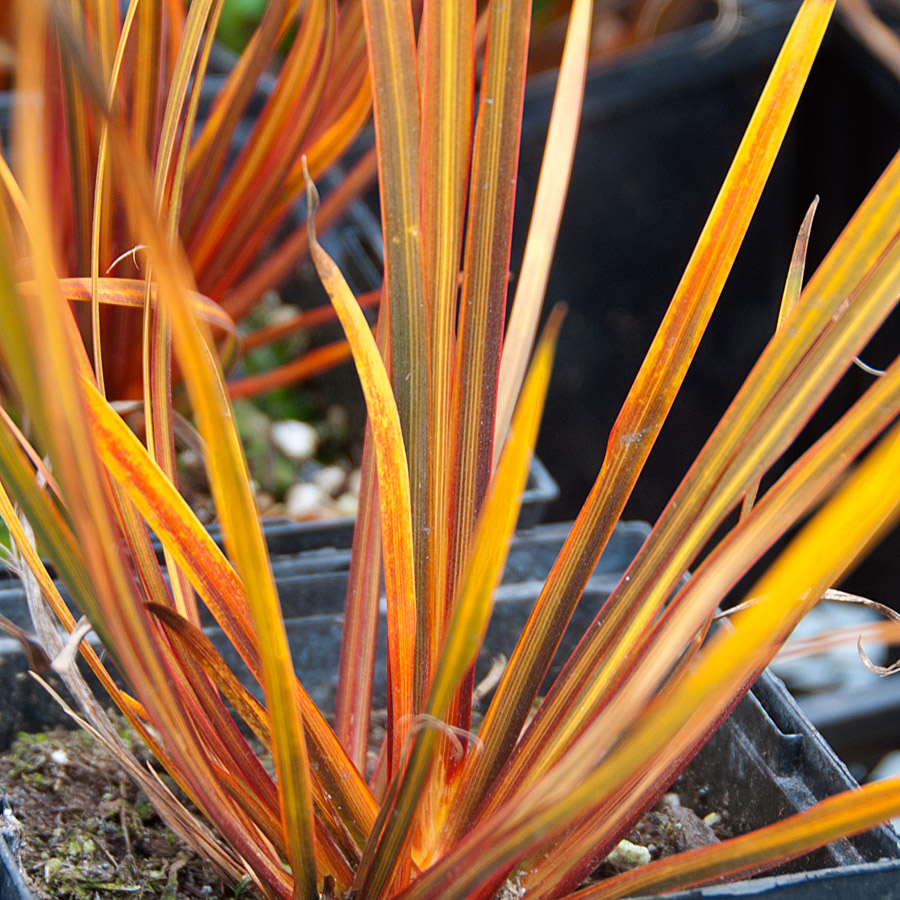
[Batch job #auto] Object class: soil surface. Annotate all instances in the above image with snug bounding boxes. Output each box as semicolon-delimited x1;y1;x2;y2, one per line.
1;725;727;899
0;727;249;900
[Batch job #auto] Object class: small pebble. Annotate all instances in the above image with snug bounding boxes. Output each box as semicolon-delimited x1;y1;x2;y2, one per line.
285;482;329;519
605;839;651;871
266;305;301;327
255;491;276;513
271;420;319;461
313;465;347;497
179;449;202;470
50;749;68;765
326;404;349;431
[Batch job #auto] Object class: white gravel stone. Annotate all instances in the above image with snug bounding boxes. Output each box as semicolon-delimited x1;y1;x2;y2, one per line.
285;482;328;519
605;839;651;871
335;491;359;517
313;465;347;497
271;420;319;461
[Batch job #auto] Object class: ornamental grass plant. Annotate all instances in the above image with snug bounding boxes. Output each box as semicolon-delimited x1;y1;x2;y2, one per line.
1;0;375;401
2;1;900;899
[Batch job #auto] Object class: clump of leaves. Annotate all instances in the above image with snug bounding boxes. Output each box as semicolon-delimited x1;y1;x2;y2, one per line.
2;1;900;900
8;0;375;401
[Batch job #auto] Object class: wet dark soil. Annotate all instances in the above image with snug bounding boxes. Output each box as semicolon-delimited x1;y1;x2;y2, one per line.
0;724;727;899
0;727;249;900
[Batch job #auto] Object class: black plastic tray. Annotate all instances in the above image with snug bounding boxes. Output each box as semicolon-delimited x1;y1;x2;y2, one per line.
2;521;899;899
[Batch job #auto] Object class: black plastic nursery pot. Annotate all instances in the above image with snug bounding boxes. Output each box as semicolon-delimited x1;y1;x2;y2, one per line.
509;0;900;780
513;0;900;602
0;797;30;900
2;522;900;899
202;455;558;558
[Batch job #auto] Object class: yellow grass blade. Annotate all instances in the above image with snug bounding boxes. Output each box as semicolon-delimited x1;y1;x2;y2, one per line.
351;307;562;900
523;417;900;899
398;408;900;900
459;0;835;825
577;776;900;900
494;0;592;461
305;164;417;780
522;139;900;793
741;195;819;517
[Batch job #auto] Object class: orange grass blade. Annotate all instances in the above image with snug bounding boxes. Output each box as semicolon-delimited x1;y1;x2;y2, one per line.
5;17;296;888
182;0;294;231
188;0;334;289
397;412;900;900
51;277;240;376
0;438;146;720
451;0;835;833
447;0;531;625
360;0;429;703
227;339;354;398
58;276;237;333
128;0;162;189
306;165;417;780
221;146;379;320
240;289;380;353
149;603;270;747
0;406;62;501
335;312;388;772
0;430;195;805
419;0;475;663
494;0;592;462
80;376;257;659
512;366;900;899
351;304;561;900
81;372;377;847
520;419;900;898
63;46;321;892
510;137;900;798
59;29;97;272
416;307;564;856
89;0;139;397
742;195;818;517
149;602;362;887
152;0;218;213
576;777;900;899
334;427;383;773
